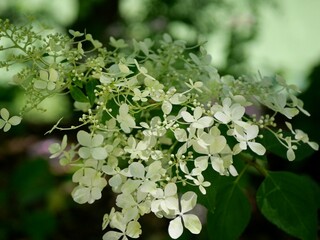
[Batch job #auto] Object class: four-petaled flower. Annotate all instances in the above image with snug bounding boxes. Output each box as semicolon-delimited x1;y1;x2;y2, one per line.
117;103;136;133
72;168;107;204
102;208;142;240
77;130;108;160
213;98;245;125
181;106;213;129
167;191;202;239
193;127;227;174
151;182;178;217
233;124;266;156
34;68;59;91
132;88;149;102
0;108;22;132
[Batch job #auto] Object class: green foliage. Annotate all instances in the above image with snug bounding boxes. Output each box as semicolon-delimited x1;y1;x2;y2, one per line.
207;181;251;240
2;158;57;240
70;85;89;103
257;172;319;240
0;18;319;240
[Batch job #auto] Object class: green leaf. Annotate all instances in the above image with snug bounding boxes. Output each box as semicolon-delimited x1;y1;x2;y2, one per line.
139;41;149;56
207;181;251;240
189;53;201;65
70;86;89;102
86;79;99;105
23;210;56;240
256;171;318;240
11;159;53;206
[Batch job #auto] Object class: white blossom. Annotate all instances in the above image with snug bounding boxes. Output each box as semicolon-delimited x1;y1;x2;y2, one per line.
181;106;214;129
116;104;136;133
213;98;245;125
233;124;266;156
167;191;202;239
77;130;108;160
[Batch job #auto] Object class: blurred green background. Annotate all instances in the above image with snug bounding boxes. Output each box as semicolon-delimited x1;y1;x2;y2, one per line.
1;0;319;239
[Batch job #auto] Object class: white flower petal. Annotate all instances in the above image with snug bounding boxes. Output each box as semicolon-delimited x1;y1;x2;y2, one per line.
180;191;197;213
116;193;136;209
182;214;202;234
39;69;49;80
90;187;103;202
0;119;5;129
228;165;238;176
0;108;9;121
287;148;295;161
102;231;123;240
181;111;194;123
47;81;56;91
49;68;59;81
92;147;108;160
92;134;104;147
245;125;259;140
174;128;188;142
197;116;214;128
162;100;172;114
169;93;187;104
77;130;91;146
146;161;162;179
109;174;123;188
126;221;142;238
121;179;141;193
3;123;11;132
195;156;208;170
164;183;177;196
165;196;179;211
79;147;91;159
211;156;224;175
139;180;157;193
222;97;232;107
248;142;266;155
308;141;319;151
239;141;247;150
71;186;90;204
129;162;145;179
34;79;48;89
193;107;203;120
214;112;229;124
8;116;22;126
124;207;139;222
231;104;245;119
119;103;129;115
168;217;183;239
209;136;226;153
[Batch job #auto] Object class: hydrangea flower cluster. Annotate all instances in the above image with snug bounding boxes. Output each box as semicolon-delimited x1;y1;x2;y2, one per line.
0;19;318;239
